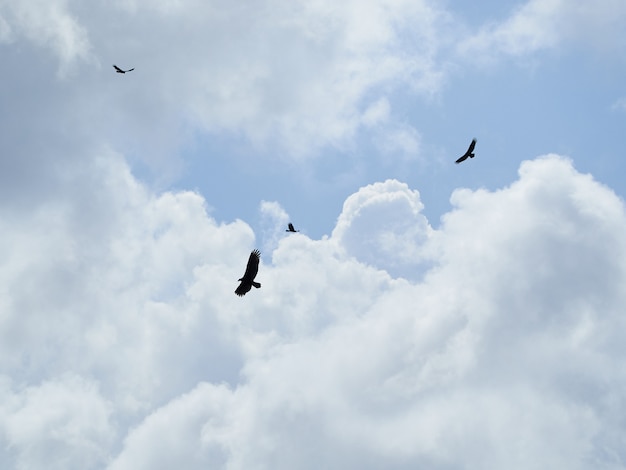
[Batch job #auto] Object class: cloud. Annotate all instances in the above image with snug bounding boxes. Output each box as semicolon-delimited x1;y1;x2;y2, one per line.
2;153;626;468
611;97;626;112
331;179;434;278
375;123;421;160
458;0;626;62
0;0;451;166
0;0;92;73
1;374;114;470
361;98;421;162
259;200;290;255
458;0;561;60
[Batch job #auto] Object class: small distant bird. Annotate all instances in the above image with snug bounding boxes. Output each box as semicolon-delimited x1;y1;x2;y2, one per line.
455;138;477;164
286;223;299;233
113;65;134;74
235;249;261;297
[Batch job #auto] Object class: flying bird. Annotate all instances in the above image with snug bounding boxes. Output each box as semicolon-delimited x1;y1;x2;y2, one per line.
113;65;135;74
286;223;300;233
235;249;261;297
455;138;477;164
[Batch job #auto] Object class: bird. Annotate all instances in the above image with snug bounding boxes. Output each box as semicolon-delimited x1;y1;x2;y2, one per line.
455;138;477;164
113;65;135;74
235;249;261;296
286;223;299;233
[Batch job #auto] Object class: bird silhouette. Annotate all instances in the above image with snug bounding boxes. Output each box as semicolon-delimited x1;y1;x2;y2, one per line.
455;138;477;164
235;250;261;296
113;65;135;74
286;223;299;233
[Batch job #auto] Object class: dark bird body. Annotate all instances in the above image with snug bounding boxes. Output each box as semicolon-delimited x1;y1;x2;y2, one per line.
455;138;477;164
235;249;261;296
113;65;135;74
286;223;299;233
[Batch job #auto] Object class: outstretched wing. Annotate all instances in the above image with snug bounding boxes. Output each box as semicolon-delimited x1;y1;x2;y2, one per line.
455;154;468;164
244;249;260;279
467;138;477;154
287;223;295;232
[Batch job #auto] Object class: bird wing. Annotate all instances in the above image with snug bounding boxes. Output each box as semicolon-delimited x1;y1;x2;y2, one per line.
113;65;123;72
235;282;251;296
455;154;468;164
244;249;260;279
127;68;135;72
467;138;476;153
288;223;295;231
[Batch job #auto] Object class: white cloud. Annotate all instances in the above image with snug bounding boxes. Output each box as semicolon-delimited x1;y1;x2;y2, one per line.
1;375;114;470
361;97;391;128
361;99;421;161
259;200;290;254
0;0;92;73
331;179;433;278
375;123;421;160
459;0;626;62
0;0;451;163
3;152;626;468
459;0;561;60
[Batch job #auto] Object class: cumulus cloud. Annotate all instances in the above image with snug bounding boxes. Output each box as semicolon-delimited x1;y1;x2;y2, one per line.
1;375;114;470
2;3;626;468
2;153;626;468
331;179;434;278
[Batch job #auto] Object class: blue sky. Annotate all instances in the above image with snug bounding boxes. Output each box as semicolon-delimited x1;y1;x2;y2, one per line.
2;1;626;468
165;2;626;240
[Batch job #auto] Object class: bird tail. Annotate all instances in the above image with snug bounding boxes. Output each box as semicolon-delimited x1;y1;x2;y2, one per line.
252;282;261;289
470;153;475;158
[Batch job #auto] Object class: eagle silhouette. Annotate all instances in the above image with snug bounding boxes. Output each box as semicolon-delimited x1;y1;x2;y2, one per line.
113;65;134;74
235;250;261;296
286;223;299;233
455;138;477;164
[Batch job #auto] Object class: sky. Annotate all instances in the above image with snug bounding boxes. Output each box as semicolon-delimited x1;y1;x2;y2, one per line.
1;0;626;468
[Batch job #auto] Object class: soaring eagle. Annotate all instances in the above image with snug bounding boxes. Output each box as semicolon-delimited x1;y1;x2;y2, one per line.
113;65;135;74
455;138;477;164
235;249;261;296
286;223;299;233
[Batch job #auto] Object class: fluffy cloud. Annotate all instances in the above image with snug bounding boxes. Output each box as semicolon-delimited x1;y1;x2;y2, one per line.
1;375;114;470
2;153;626;468
331;179;434;279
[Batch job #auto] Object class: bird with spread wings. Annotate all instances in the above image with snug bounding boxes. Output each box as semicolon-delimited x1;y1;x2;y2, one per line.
113;65;135;74
235;250;261;296
455;138;477;164
286;223;299;233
